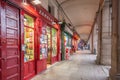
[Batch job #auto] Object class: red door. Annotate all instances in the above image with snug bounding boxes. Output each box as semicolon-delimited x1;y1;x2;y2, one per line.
0;3;20;80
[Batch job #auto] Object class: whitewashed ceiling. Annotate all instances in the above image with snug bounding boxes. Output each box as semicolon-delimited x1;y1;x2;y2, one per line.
57;0;100;41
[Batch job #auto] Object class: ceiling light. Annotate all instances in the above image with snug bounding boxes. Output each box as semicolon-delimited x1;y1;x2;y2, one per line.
32;0;41;5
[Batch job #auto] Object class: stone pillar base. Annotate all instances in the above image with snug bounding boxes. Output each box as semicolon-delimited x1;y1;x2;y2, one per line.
116;74;120;80
109;74;120;80
109;77;111;80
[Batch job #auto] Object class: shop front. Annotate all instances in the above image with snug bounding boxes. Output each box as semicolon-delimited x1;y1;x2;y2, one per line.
37;22;59;73
36;4;61;73
64;32;72;60
63;25;73;60
72;33;80;52
0;0;60;80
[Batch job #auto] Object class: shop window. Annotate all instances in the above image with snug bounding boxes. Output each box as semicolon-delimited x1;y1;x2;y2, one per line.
48;5;51;14
24;14;34;62
64;33;72;47
39;26;47;59
48;5;55;16
24;14;34;28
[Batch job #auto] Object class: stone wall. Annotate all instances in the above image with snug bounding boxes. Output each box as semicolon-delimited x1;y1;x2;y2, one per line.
93;23;98;55
109;0;120;79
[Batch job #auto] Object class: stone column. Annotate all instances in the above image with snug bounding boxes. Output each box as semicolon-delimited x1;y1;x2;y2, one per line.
109;0;120;79
96;11;102;64
61;22;65;60
96;0;112;65
101;0;112;65
93;23;98;55
88;33;94;53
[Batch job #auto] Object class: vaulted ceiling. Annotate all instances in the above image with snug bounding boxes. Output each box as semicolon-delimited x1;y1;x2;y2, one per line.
57;0;100;41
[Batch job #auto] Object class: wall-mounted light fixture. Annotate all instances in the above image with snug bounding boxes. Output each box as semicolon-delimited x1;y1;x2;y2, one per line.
52;21;56;25
22;0;28;5
58;21;62;24
32;0;41;5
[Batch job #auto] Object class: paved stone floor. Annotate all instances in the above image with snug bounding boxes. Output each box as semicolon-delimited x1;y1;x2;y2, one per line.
31;51;110;80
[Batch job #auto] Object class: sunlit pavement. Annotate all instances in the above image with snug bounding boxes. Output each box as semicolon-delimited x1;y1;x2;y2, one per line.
31;50;110;80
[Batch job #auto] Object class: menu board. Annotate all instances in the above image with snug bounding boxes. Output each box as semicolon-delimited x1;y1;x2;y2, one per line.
52;28;57;56
24;14;34;62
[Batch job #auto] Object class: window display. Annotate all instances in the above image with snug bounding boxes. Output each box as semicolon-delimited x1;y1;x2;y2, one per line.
40;27;47;59
24;14;34;62
52;28;57;56
64;33;72;47
24;14;34;28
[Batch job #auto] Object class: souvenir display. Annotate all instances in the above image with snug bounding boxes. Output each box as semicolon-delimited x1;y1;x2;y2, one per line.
24;14;34;62
39;26;47;59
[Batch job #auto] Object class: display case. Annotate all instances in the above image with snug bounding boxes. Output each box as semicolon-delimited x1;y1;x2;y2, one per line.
24;14;34;62
52;28;57;56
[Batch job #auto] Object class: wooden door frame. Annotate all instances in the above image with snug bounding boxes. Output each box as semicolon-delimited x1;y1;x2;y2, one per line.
0;1;7;80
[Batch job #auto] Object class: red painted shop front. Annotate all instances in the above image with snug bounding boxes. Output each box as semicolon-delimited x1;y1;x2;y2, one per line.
36;18;60;74
0;0;61;80
72;33;79;52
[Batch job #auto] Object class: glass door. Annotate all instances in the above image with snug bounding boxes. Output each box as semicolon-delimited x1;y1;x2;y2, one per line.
46;27;51;64
52;28;57;57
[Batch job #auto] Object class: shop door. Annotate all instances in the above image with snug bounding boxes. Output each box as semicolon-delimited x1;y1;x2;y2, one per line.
0;3;20;80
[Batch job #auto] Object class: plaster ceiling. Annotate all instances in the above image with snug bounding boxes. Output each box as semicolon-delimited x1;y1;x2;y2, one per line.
57;0;100;41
